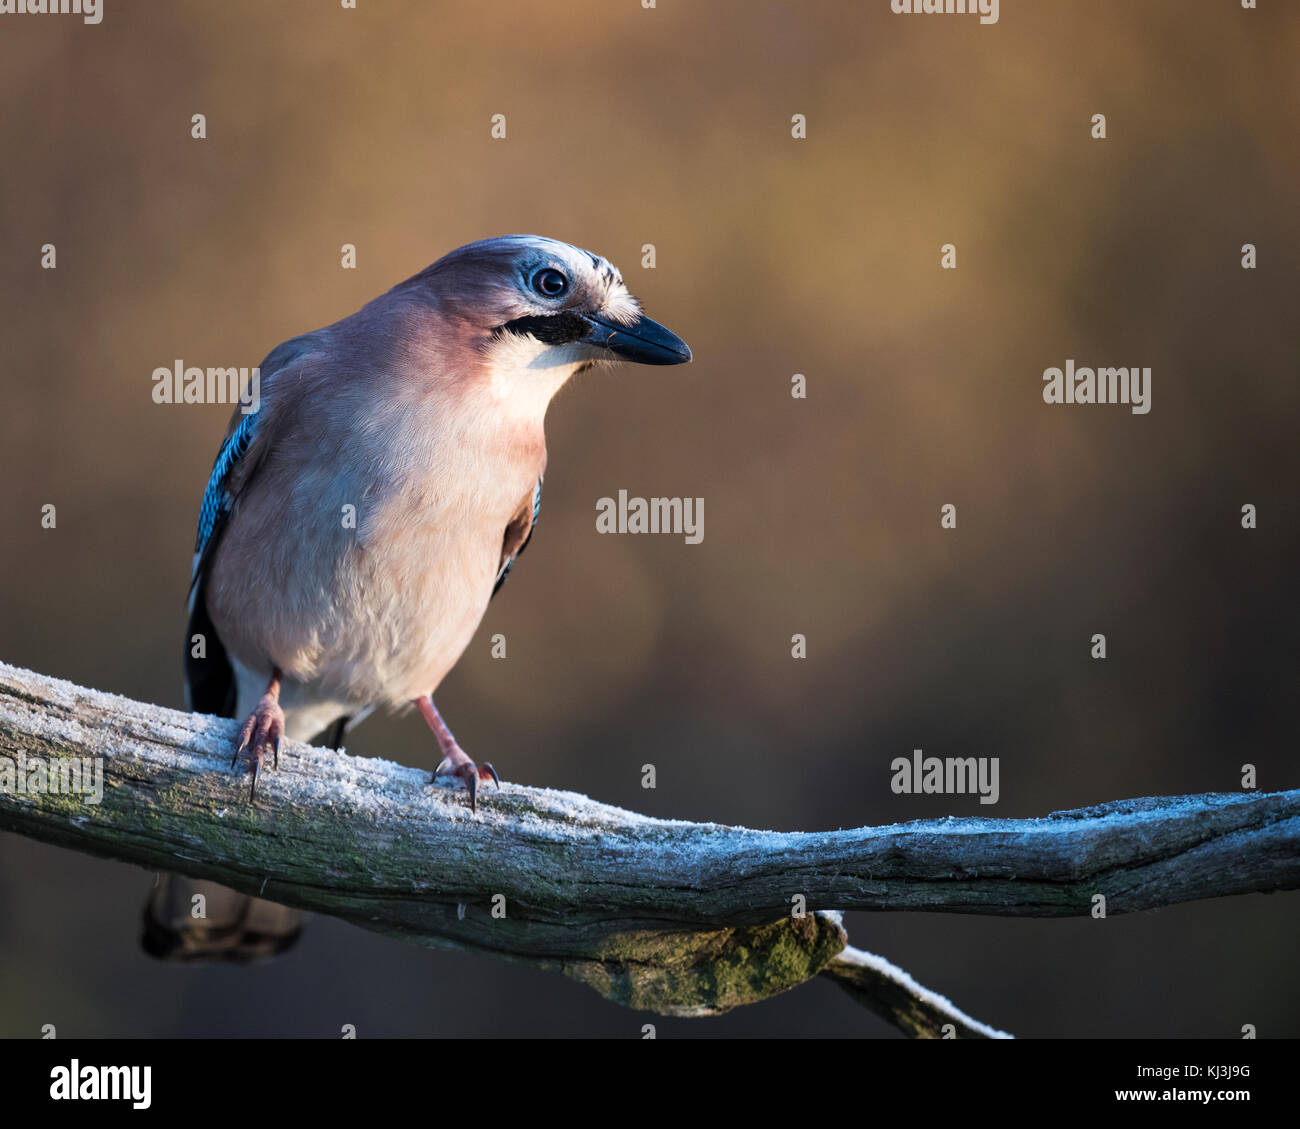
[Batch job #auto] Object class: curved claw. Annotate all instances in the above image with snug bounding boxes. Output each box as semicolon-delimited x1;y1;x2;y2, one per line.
432;755;500;814
232;718;255;768
231;687;285;803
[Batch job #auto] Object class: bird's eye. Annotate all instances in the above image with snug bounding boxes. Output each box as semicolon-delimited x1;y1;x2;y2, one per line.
532;268;568;298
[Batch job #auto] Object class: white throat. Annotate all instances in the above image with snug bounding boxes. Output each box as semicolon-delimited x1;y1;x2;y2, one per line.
480;331;600;418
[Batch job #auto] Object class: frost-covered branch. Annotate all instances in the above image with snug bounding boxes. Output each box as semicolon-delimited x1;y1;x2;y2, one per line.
0;660;1295;1035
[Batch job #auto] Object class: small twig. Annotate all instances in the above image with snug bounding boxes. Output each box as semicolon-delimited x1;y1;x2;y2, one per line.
822;939;1012;1039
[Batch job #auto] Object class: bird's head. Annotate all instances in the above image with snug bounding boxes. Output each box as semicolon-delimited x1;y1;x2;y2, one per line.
409;235;692;382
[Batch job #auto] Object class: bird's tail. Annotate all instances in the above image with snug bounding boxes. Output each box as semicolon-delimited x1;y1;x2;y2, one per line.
138;715;352;962
141;874;303;962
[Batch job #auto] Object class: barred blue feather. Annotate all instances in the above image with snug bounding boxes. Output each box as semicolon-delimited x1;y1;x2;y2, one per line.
195;411;259;556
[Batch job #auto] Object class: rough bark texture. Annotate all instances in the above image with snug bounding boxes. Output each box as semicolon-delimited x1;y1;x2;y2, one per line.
0;660;1295;1033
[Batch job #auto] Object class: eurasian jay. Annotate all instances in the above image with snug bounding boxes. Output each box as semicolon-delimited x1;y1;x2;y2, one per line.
188;235;691;808
143;236;689;960
145;237;689;957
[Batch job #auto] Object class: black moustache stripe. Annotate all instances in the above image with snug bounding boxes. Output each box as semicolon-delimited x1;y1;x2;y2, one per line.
500;313;591;345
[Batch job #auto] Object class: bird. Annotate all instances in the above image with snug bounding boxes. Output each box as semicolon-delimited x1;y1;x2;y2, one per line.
141;235;691;960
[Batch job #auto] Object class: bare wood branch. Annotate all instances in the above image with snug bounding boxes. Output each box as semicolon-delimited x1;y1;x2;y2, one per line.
1;660;1296;1032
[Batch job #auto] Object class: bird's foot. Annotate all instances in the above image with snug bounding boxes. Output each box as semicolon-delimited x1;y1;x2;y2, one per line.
433;746;499;814
232;691;285;801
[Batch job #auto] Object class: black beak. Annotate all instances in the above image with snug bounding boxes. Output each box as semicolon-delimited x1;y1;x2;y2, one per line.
584;313;692;366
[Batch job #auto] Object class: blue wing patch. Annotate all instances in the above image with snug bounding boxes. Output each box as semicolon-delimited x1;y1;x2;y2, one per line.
195;411;259;556
192;333;320;560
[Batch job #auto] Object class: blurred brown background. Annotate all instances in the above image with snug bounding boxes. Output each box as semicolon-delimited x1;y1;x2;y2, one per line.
1;0;1297;1037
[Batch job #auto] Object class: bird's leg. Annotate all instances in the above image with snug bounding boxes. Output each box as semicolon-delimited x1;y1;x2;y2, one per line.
232;667;285;801
417;695;499;813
